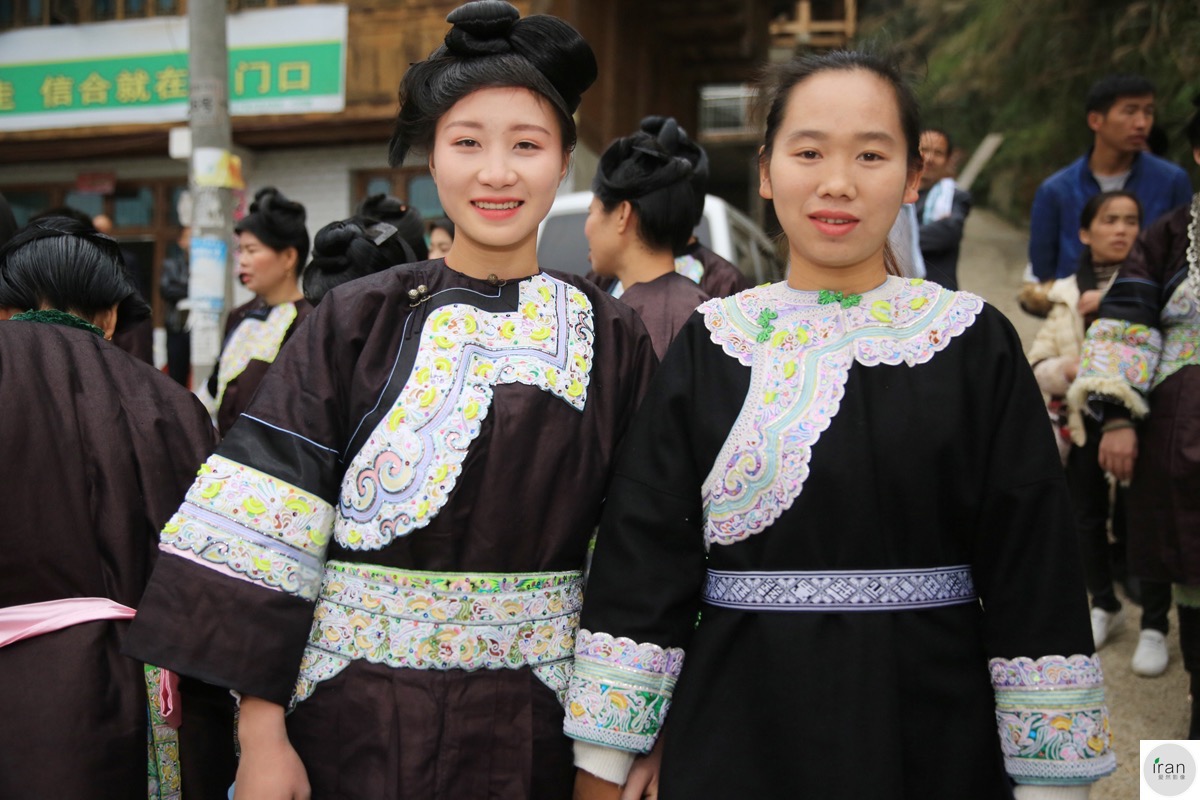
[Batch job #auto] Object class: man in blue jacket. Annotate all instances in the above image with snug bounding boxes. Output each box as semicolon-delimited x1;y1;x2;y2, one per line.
1029;74;1192;281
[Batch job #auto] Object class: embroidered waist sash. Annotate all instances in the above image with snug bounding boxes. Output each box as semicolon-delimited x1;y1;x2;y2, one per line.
292;561;582;706
702;565;977;612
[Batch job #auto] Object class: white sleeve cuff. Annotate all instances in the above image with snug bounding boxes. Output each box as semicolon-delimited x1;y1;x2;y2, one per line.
1013;784;1090;800
573;741;636;786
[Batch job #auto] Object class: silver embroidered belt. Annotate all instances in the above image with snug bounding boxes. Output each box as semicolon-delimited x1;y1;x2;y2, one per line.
702;565;977;612
291;561;583;707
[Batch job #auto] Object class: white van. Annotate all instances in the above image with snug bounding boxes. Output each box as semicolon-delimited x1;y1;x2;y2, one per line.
537;191;784;285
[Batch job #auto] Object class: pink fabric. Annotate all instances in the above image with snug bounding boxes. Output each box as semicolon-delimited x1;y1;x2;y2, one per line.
0;597;136;647
0;597;181;728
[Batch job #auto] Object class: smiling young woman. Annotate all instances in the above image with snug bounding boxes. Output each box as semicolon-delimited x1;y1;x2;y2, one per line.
125;3;657;799
567;51;1113;800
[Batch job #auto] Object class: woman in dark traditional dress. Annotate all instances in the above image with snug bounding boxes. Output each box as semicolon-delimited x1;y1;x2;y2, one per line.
1069;104;1200;738
568;52;1113;800
585;116;710;359
209;187;312;436
126;3;655;798
0;218;220;799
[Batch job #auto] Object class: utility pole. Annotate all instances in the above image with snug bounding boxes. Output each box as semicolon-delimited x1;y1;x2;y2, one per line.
186;0;235;389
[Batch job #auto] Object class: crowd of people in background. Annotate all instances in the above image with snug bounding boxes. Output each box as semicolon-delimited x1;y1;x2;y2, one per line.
0;1;1197;799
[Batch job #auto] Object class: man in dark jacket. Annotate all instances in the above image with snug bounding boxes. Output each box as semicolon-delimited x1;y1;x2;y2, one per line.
915;127;971;291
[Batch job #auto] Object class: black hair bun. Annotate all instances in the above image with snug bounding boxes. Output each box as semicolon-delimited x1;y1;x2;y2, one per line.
640;115;709;183
445;1;518;57
250;186;306;225
510;14;597;115
355;194;428;261
311;221;360;275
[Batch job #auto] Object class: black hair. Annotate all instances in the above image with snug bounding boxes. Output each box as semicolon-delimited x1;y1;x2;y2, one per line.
30;206;96;229
235;187;310;268
757;50;922;277
1186;95;1200;149
0;216;150;331
593;117;703;254
0;192;18;250
1085;74;1155;115
303;215;418;305
922;127;953;155
388;0;597;166
428;218;456;239
639;115;709;227
1079;190;1142;230
357;194;429;261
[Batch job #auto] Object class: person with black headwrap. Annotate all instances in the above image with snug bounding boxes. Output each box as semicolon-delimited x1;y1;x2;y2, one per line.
356;193;430;262
126;3;656;798
302;215;417;304
587;117;711;358
206;186;312;436
0;218;222;799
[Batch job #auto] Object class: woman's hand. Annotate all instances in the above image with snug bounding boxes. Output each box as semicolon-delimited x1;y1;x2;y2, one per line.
1098;426;1138;483
233;696;311;800
574;769;623;800
621;737;664;800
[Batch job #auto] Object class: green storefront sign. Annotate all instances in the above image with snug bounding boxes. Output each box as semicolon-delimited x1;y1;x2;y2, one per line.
0;41;342;116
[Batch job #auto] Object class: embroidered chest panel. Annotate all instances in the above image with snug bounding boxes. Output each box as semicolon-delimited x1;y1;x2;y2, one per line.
216;303;298;406
336;274;594;550
698;277;982;548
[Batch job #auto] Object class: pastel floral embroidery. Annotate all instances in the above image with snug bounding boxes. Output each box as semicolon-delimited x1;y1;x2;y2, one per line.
290;562;581;707
215;302;298;408
336;274;594;550
562;630;686;754
698;277;982;548
990;654;1115;784
159;454;334;601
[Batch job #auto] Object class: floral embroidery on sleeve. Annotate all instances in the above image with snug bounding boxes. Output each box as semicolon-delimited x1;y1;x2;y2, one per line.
990;653;1116;785
563;630;686;754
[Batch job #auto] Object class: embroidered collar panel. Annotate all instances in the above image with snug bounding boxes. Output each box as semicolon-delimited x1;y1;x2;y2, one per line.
698;277;983;547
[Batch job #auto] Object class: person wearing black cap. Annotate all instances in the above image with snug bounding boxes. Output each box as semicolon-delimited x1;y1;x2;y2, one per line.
586;117;711;359
0;217;220;799
126;4;656;798
206;186;312;436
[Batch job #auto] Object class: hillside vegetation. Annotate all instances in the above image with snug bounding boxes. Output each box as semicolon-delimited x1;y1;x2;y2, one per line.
859;0;1200;221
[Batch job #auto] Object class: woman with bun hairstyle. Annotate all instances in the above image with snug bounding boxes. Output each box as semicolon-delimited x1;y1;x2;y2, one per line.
208;186;312;436
586;116;710;359
126;3;655;798
1069;102;1200;737
0;218;221;799
303;215;417;304
567;51;1112;799
357;193;430;262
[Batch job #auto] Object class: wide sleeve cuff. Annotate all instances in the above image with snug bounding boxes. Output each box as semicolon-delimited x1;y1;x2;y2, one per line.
563;630;685;754
1013;784;1090;800
1067;319;1161;420
574;742;637;786
991;654;1115;786
157;454;334;601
